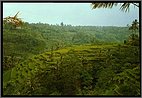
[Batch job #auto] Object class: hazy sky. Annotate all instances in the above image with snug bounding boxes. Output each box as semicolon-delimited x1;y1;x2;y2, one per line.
3;3;139;26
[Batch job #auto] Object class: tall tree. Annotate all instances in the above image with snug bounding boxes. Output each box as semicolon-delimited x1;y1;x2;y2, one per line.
129;19;139;33
128;19;139;46
61;22;64;26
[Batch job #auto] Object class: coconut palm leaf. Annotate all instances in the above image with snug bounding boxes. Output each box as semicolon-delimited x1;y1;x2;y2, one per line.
3;11;23;28
91;3;118;9
120;3;130;12
13;11;20;19
91;3;139;12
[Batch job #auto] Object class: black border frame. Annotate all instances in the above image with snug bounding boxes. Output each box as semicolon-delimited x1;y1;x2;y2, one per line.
1;1;141;97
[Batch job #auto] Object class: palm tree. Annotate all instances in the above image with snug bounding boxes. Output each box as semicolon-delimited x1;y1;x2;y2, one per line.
127;19;139;46
3;11;23;28
91;3;139;12
129;19;139;33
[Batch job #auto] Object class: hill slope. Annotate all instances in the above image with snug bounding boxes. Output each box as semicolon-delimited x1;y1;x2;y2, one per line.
3;44;140;96
3;23;131;59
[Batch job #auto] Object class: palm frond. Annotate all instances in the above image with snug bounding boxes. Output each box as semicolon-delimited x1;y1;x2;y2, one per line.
120;3;130;12
91;3;118;9
14;11;20;19
132;3;139;7
92;3;134;12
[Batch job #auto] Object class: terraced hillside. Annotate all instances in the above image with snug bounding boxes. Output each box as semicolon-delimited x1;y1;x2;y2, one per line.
3;44;140;96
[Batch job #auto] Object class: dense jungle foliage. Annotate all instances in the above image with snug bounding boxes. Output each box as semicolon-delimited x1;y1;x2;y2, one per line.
3;22;140;96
